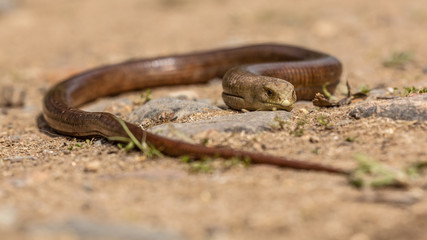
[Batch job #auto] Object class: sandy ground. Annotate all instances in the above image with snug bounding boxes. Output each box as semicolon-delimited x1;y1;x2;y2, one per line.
1;0;427;239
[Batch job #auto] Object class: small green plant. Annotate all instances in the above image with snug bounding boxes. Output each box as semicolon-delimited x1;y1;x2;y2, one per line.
201;138;209;146
406;162;427;178
317;115;332;128
403;86;427;95
359;84;371;94
85;138;96;145
393;86;427;97
224;157;251;169
350;84;371;99
321;82;335;100
108;116;163;157
184;158;214;174
349;153;407;188
289;118;307;137
291;128;304;137
345;136;357;142
383;51;414;69
180;155;191;163
139;89;152;104
67;138;88;151
271;115;289;130
311;147;320;154
181;155;251;174
404;86;418;95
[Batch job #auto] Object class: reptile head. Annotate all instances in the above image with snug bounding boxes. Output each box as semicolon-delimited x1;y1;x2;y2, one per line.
252;78;296;111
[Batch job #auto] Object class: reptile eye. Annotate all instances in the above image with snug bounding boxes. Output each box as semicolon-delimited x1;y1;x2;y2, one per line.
266;89;273;97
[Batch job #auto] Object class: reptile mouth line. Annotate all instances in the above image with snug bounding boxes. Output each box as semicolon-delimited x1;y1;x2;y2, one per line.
222;92;294;111
258;102;294;111
221;92;244;99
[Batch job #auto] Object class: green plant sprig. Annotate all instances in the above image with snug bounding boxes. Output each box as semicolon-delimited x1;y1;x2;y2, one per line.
108;116;162;157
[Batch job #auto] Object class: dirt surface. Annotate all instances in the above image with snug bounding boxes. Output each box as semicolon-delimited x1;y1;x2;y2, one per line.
1;0;427;239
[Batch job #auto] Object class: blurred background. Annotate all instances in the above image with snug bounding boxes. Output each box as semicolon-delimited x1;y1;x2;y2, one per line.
0;0;426;89
1;0;426;239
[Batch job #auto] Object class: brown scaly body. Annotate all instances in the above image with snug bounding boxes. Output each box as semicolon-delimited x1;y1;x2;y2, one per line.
43;44;346;174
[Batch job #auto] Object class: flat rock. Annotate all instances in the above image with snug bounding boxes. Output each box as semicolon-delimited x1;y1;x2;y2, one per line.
82;97;132;113
127;97;221;123
25;218;183;240
0;0;16;14
149;111;293;137
349;94;427;121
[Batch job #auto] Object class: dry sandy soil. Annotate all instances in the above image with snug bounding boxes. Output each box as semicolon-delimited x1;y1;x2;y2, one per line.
1;0;427;239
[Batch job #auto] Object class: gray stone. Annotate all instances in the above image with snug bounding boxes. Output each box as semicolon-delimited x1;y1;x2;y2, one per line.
25;218;184;240
367;88;389;100
83;98;132;112
149;111;293;137
128;97;221;123
93;140;103;147
0;0;16;14
349;94;427;121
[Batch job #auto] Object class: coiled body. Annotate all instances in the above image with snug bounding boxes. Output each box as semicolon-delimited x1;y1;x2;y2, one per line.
43;44;345;174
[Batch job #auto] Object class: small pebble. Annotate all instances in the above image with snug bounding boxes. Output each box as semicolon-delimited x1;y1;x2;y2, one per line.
309;136;320;143
84;161;101;172
299;108;309;114
93;140;103;147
